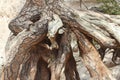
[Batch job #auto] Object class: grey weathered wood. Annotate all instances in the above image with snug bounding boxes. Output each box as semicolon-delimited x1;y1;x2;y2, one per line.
73;29;116;80
53;3;118;47
2;0;120;80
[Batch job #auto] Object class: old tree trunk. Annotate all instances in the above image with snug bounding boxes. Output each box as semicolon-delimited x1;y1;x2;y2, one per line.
1;0;120;80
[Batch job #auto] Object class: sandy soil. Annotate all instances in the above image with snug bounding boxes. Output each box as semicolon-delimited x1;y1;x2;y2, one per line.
0;17;10;70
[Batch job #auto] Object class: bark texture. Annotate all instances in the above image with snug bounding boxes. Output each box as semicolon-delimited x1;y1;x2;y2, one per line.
1;0;120;80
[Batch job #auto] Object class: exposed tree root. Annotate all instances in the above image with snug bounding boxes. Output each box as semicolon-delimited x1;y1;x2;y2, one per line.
2;0;120;80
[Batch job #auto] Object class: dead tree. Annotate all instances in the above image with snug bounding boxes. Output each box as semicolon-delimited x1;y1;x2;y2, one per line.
1;0;120;80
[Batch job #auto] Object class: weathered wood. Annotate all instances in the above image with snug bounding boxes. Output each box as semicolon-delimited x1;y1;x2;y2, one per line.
52;2;120;48
2;0;120;80
78;11;120;45
2;29;47;80
74;29;116;80
48;30;80;80
112;48;120;64
47;14;63;49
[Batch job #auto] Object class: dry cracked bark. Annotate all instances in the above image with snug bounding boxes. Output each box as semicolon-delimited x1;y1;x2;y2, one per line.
1;0;120;80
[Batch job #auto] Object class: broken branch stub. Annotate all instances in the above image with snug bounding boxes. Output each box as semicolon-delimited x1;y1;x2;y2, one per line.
47;14;63;49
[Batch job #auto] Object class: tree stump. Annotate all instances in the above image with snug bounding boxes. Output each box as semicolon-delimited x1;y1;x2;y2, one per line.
1;0;120;80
